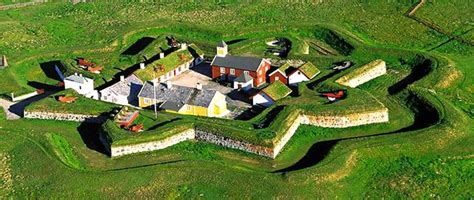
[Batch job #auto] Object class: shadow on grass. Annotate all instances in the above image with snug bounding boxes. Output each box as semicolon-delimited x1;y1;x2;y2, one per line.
77;122;109;155
121;37;155;56
39;60;64;82
274;90;440;173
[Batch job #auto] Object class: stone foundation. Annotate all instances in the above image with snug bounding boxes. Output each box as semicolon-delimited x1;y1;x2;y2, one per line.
24;111;106;123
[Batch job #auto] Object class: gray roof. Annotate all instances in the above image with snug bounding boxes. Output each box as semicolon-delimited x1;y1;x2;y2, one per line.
234;73;253;83
217;40;227;47
138;82;218;107
160;101;185;112
211;55;263;71
65;74;92;84
101;74;143;96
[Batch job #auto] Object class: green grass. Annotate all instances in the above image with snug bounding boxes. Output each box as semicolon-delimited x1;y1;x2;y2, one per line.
0;1;473;199
47;133;83;169
261;80;292;101
25;89;117;115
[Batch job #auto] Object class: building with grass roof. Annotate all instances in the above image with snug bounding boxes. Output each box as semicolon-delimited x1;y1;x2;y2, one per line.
269;61;320;86
252;80;292;107
135;43;204;82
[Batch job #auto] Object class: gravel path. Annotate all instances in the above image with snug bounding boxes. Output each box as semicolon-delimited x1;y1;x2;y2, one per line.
0;99;20;120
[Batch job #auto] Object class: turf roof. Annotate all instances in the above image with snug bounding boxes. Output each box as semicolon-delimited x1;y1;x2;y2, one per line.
261;80;292;101
298;62;320;79
135;44;203;81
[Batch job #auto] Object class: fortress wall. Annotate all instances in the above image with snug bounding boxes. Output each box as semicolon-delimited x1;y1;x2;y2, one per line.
24;111;106;123
336;60;387;88
110;129;195;157
107;109;389;158
195;129;274;158
272;115;303;158
300;108;389;128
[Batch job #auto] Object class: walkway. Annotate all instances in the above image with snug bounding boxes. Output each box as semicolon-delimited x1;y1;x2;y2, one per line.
0;89;61;120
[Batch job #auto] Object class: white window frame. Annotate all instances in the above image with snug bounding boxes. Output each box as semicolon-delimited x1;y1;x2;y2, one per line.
230;69;235;75
244;71;249;75
275;76;279;81
220;67;225;74
259;77;262;83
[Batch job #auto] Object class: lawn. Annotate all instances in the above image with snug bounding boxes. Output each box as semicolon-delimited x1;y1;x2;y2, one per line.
0;1;473;199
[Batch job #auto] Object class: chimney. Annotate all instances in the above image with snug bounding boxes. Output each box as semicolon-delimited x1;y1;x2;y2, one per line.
120;75;125;82
79;74;83;77
166;80;172;89
196;82;202;90
159;53;164;59
140;63;145;69
180;43;187;50
74;72;78;76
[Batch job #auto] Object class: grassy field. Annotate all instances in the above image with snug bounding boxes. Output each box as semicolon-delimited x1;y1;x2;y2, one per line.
0;1;473;199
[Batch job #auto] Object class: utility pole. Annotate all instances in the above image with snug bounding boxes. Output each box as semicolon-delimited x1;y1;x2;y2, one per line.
153;66;158;119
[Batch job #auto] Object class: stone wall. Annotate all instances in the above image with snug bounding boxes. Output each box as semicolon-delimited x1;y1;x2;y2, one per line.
272;115;302;158
24;111;106;123
336;59;387;88
107;108;389;158
300;108;389;128
195;129;274;158
110;129;195;157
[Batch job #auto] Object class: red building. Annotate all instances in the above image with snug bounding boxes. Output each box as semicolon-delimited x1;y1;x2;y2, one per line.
210;41;270;87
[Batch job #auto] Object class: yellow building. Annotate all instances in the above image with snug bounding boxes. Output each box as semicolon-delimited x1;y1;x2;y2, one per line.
137;81;228;117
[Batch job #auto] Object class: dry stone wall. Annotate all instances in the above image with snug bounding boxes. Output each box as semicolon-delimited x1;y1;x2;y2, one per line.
107;109;389;158
110;129;195;157
195;129;274;158
300;108;389;128
336;60;387;88
24;111;106;123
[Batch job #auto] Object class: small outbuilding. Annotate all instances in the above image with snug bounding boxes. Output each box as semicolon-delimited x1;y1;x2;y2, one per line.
64;73;97;99
269;61;320;86
252;80;292;107
233;73;253;91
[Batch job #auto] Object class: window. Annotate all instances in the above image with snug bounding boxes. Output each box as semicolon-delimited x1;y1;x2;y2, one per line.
244;71;249;75
259;77;262;83
275;76;279;81
187;105;191;111
79;86;82;90
258;70;262;75
230;69;235;75
145;98;150;104
220;67;225;74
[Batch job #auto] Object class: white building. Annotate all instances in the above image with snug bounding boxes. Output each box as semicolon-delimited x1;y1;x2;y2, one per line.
252;80;292;107
64;73;97;98
252;92;275;107
99;74;143;106
288;69;311;86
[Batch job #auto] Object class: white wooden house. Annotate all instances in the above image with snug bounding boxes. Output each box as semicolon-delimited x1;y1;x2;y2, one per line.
99;74;143;106
64;73;97;98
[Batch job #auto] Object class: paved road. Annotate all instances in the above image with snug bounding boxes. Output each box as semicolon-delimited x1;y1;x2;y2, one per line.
0;89;61;120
